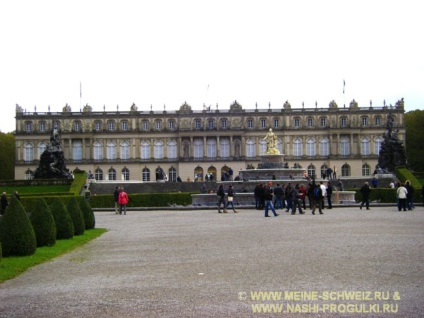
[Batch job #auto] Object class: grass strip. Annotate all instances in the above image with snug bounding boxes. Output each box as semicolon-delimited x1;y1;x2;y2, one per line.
0;228;107;284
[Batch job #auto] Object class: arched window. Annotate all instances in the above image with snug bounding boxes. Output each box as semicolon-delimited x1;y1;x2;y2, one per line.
361;137;370;156
93;141;103;160
167;140;177;159
122;167;130;180
120;141;130;160
246;138;256;158
107;141;117;160
207;166;217;181
259;139;267;155
24;142;34;162
108;168;117;180
72;141;83;161
320;164;328;178
142;167;150;181
293;138;303;157
194;139;203;159
168;167;177;182
340;137;350;156
206;139;216;158
307;164;316;178
341;164;350;177
194;166;203;182
141;141;150;160
95;168;103;181
362;164;371;176
319;138;329;156
154;140;164;159
306;138;316;157
374;137;383;155
37;142;47;160
220;138;230;158
25;169;34;180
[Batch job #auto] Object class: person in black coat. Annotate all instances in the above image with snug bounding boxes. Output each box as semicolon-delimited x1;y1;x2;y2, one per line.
326;182;333;209
1;192;8;215
360;182;371;210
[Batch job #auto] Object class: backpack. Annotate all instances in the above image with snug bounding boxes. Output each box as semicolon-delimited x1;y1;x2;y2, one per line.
314;187;322;199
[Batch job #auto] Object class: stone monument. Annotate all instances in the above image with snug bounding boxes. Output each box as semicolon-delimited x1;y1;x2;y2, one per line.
378;113;407;172
34;127;73;179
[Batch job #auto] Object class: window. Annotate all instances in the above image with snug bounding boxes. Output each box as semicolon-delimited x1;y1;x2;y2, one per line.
306;138;316;157
74;121;81;132
340;137;350;156
39;121;46;132
107;121;115;131
260;119;267;128
319;138;329;156
168;167;177;182
307;118;313;127
155;120;162;130
361;138;370;156
220;139;230;158
121;121;128;131
374;137;383;155
107;142;117;160
341;164;350;177
293;138;303;157
24;143;34;162
320;118;326;127
120;141;130;160
307;164;316;178
221;118;228;129
361;117;368;126
93;141;103;160
122;168;130;181
194;139;203;159
95;168;103;181
141;141;150;160
247;119;254;129
108;168;117;181
259;139;267;155
195;119;202;129
208;119;214;129
206;139;216;158
168;120;175;130
72;141;83;161
341;117;347;127
276;139;283;154
142;167;150;181
25;169;34;180
154;140;164;159
246;138;256;158
25;122;33;132
362;164;371;176
37;142;47;159
94;121;102;132
375;116;381;126
142;120;149;131
294;118;300;128
167;140;177;159
274;118;279;128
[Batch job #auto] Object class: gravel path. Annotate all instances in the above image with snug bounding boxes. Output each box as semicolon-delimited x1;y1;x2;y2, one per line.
0;206;423;317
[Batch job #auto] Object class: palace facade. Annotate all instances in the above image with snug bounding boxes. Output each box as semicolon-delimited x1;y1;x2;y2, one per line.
14;99;406;182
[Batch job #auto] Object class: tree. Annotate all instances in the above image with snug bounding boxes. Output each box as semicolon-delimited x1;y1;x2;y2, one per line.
29;199;57;247
67;197;85;236
49;198;74;240
0;132;15;180
0;196;37;257
76;196;96;230
405;110;424;171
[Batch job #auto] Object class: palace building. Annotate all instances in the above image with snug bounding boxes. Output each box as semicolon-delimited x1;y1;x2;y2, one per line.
14;98;406;182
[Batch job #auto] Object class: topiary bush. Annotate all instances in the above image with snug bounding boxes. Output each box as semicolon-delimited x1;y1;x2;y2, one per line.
67;197;85;236
49;198;74;240
76;197;95;230
0;196;37;257
29;199;57;247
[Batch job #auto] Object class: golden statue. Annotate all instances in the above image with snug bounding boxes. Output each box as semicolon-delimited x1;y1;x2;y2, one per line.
263;128;280;155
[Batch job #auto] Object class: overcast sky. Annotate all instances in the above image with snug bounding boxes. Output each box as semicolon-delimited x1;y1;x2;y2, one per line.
1;0;423;133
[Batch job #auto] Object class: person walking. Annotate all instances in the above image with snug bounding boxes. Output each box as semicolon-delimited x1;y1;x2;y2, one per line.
396;183;408;211
217;184;227;213
405;180;414;210
326;181;333;209
225;185;238;213
291;185;304;215
285;183;293;212
264;182;279;217
114;186;120;214
299;184;307;210
1;192;8;215
273;183;284;209
118;187;129;215
311;182;323;215
360;182;371;210
320;181;327;210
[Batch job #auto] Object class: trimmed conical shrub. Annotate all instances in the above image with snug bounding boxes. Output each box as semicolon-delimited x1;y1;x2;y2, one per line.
50;198;74;240
76;197;95;230
67;197;85;236
29;199;57;247
0;196;37;257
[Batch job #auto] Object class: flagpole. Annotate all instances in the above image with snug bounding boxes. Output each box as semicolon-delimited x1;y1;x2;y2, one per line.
80;81;82;112
343;79;345;108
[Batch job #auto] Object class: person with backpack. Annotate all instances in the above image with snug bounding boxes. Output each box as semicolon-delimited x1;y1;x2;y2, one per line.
311;182;324;215
118;187;129;215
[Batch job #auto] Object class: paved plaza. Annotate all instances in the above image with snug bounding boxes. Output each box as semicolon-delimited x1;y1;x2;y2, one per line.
0;206;423;317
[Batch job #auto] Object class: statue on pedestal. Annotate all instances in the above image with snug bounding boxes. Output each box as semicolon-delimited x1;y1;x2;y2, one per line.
263;128;280;155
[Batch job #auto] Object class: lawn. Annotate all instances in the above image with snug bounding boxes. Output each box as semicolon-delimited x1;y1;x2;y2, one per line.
1;185;71;195
0;228;107;283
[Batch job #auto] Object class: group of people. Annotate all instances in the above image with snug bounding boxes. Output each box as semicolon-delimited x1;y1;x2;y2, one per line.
395;181;416;211
216;184;238;214
1;191;21;215
113;186;129;215
253;180;334;217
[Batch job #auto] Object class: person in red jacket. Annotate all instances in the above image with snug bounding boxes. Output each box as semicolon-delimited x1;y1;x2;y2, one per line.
118;188;129;215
